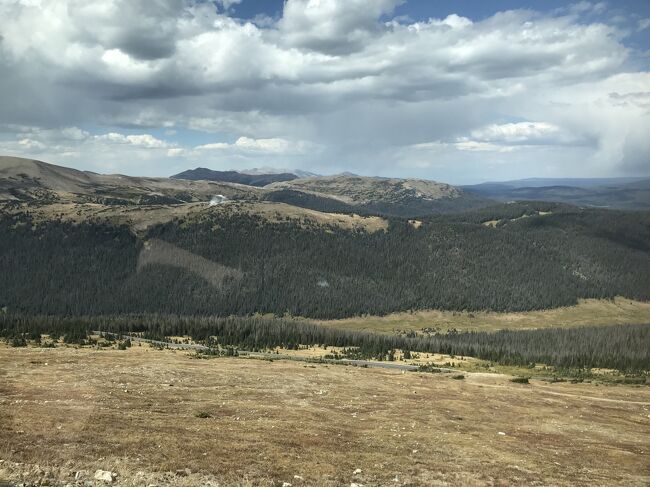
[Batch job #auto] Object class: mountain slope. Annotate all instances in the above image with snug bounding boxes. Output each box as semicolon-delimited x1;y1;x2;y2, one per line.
266;175;491;216
172;167;298;187
0;156;259;204
1;201;648;318
1;157;492;217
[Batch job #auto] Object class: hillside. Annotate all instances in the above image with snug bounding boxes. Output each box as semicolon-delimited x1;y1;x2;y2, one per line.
1;157;649;320
9;200;388;234
2;157;492;217
172;167;298;187
0;156;259;204
265;175;491;216
1;200;648;319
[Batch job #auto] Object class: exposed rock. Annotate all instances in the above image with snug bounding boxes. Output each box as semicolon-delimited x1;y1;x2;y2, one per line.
74;470;88;480
93;469;116;483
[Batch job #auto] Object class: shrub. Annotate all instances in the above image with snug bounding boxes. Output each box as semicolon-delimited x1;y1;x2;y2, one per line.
452;374;465;380
418;364;443;373
511;377;530;384
195;411;212;418
10;336;27;347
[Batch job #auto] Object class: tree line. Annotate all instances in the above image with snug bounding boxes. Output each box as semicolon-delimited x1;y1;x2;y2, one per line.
1;313;648;371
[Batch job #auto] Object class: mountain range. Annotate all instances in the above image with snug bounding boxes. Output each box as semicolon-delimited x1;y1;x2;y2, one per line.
1;155;649;320
463;177;650;210
1;157;489;217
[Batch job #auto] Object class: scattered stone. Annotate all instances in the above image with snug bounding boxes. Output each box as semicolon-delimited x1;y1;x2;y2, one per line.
293;475;304;480
350;483;364;487
93;470;116;483
498;431;506;436
353;468;362;475
282;482;292;487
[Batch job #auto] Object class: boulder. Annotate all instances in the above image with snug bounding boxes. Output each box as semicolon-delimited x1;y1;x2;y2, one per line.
94;470;116;483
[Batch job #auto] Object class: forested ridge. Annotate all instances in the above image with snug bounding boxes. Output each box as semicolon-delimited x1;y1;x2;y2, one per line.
1;201;649;318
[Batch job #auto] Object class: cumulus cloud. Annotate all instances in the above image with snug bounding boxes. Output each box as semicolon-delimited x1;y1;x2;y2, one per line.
95;132;172;148
277;0;403;54
196;136;317;155
469;123;561;144
0;0;648;181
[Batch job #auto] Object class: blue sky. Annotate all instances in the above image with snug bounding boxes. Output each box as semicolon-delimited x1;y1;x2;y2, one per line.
0;0;648;183
232;0;650;20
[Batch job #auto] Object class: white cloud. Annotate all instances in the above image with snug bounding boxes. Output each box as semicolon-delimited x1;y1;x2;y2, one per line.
454;140;515;153
469;122;561;143
95;133;172;148
196;136;317;155
0;0;647;181
278;0;403;53
17;138;46;151
166;147;185;157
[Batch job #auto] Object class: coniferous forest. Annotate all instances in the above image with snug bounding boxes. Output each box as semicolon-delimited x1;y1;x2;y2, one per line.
1;201;649;372
1;202;648;318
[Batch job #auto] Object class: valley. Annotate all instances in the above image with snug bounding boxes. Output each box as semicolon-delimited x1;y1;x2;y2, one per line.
3;2;650;486
1;155;649;487
315;297;650;333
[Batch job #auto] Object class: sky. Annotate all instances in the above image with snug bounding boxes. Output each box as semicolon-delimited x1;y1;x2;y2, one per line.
0;0;649;184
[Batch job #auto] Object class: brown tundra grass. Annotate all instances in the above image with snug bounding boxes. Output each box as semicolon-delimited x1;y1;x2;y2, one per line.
1;344;649;486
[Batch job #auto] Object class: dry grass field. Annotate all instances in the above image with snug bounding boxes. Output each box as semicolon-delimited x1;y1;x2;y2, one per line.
316;297;650;334
1;344;649;486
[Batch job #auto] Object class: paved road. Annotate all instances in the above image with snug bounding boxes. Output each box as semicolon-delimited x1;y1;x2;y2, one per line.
93;331;453;373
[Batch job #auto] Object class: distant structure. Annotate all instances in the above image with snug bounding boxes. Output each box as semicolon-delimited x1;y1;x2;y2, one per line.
209;194;228;206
